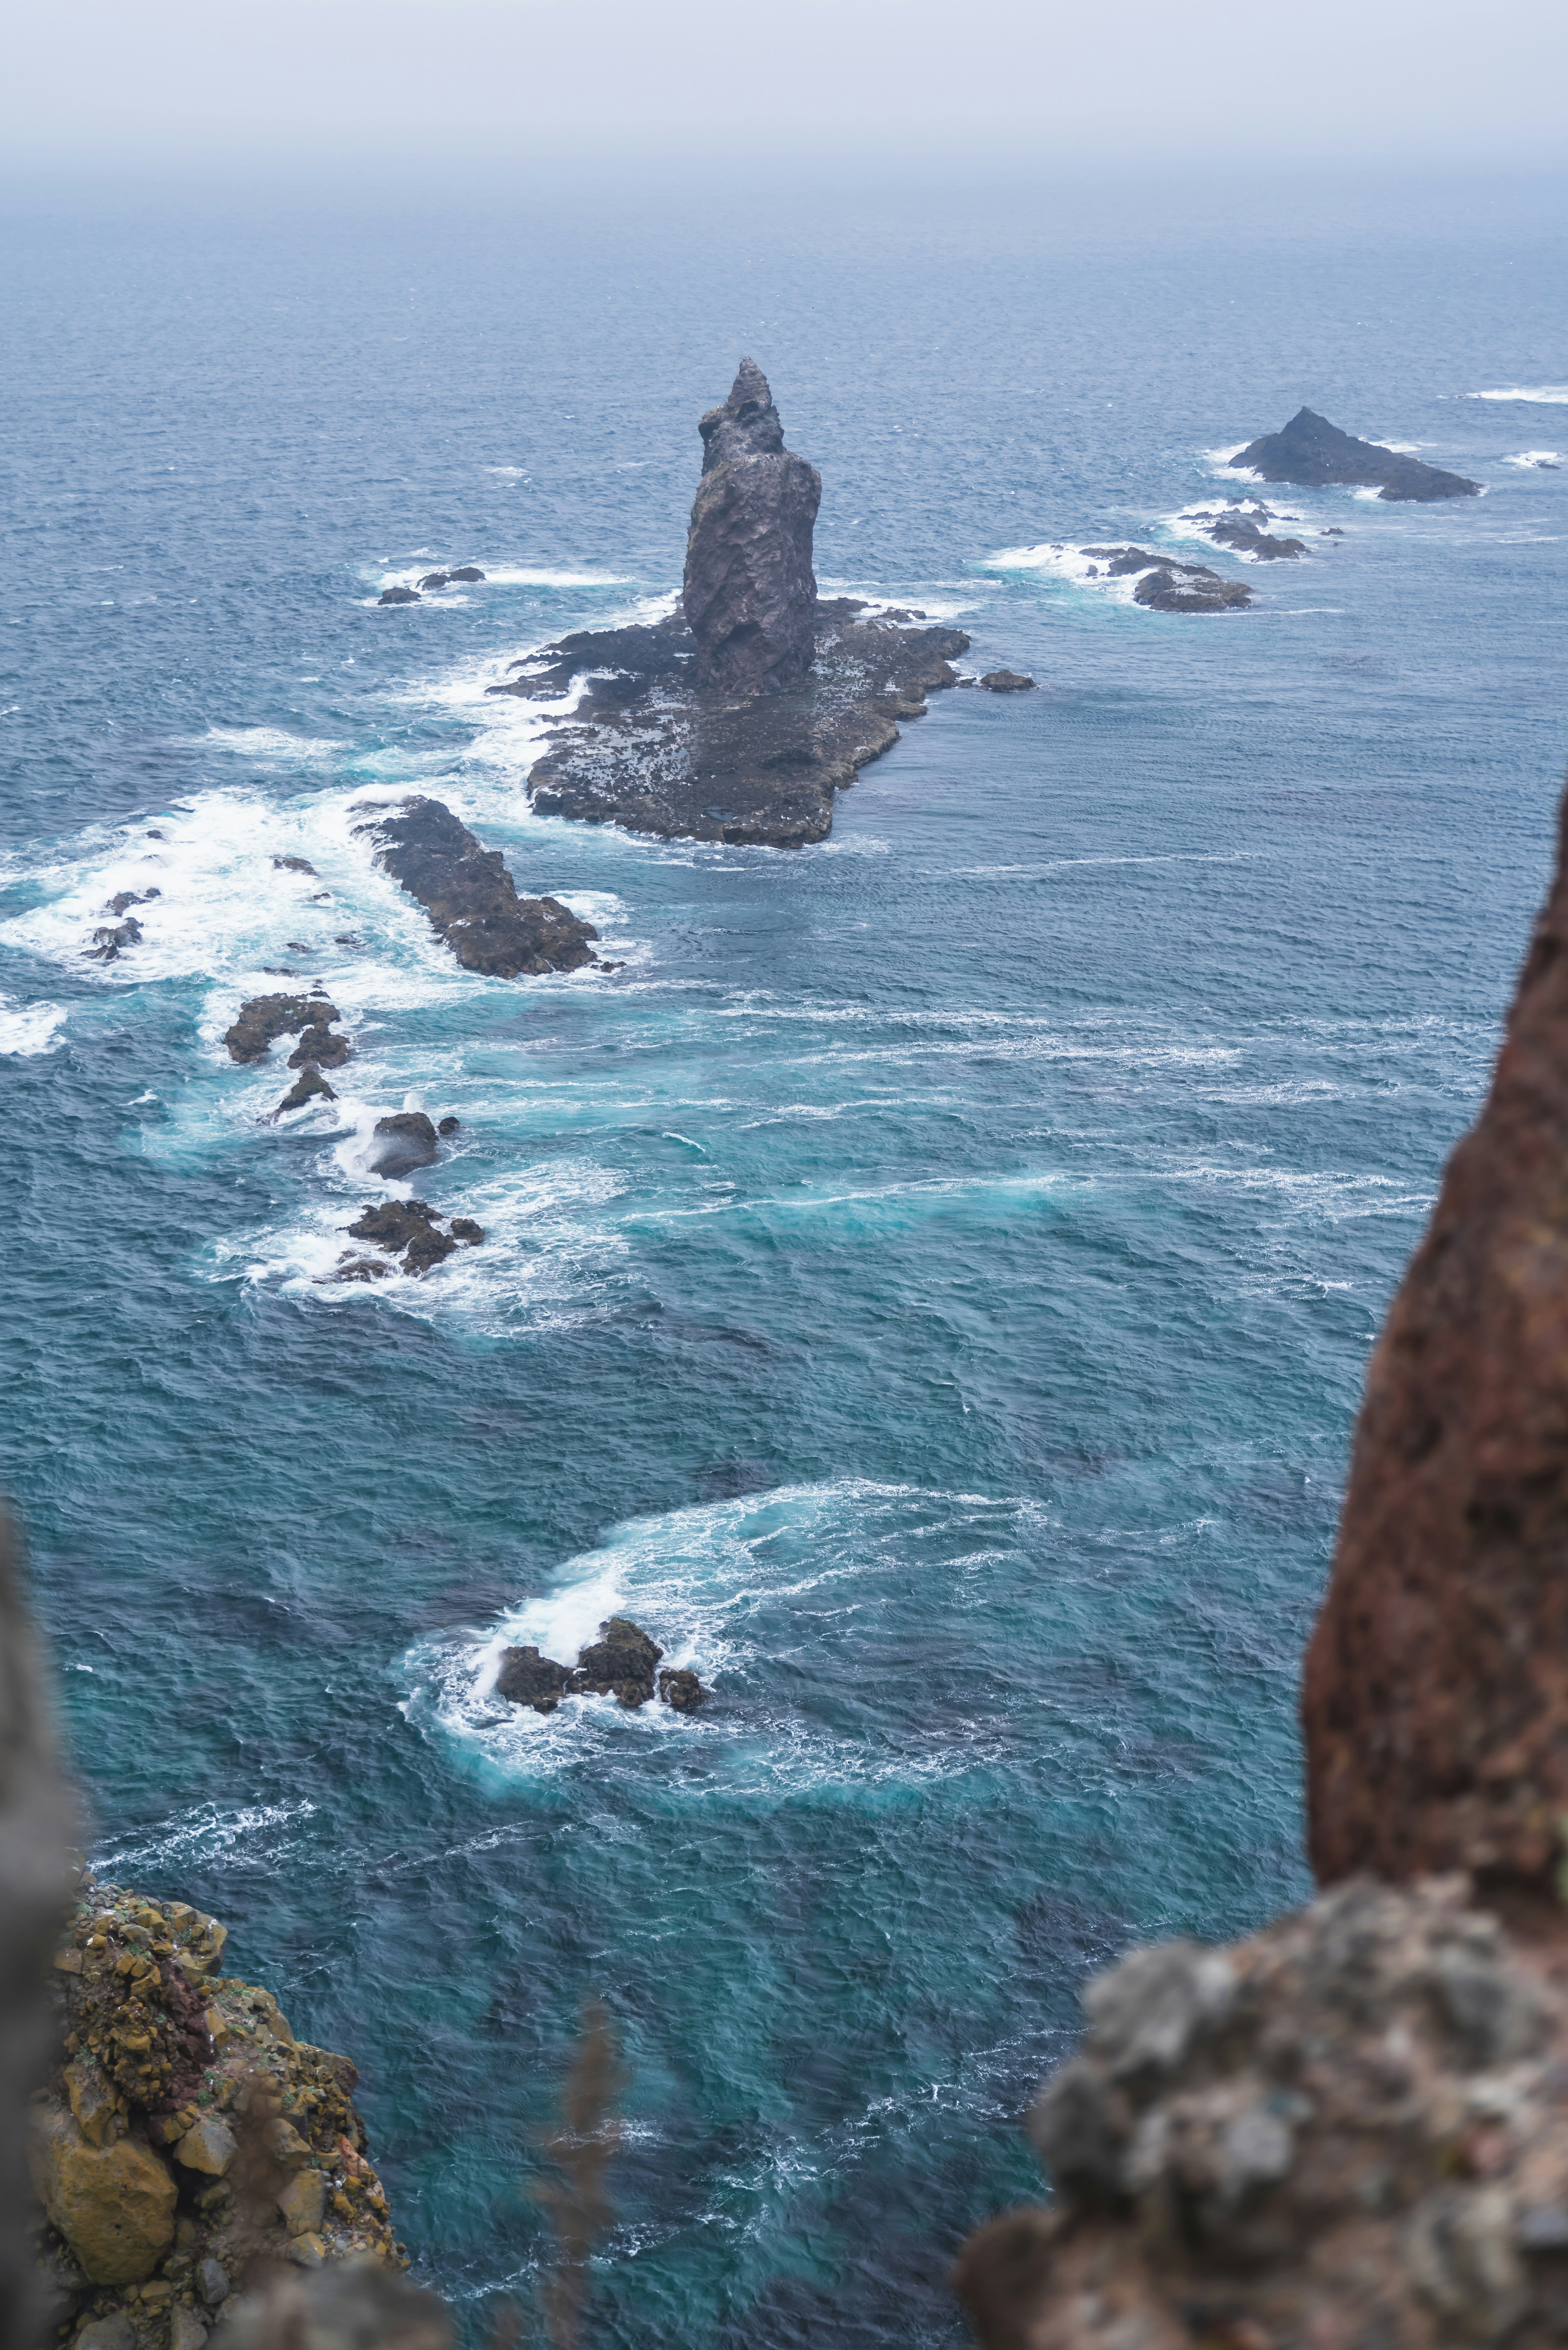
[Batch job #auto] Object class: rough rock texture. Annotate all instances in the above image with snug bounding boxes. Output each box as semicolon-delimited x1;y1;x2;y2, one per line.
491;601;971;848
352;797;599;976
496;1619;699;1715
1231;408;1481;501
325;1199;485;1282
367;1114;439;1178
1180;502;1308;560
980;671;1037;693
273;1068;336;1118
955;1875;1568;2350
1079;548;1252;614
90;918;143;962
683;359;822;694
32;1880;404;2350
0;1509;80;2350
223;997;344;1067
1304;787;1568;1891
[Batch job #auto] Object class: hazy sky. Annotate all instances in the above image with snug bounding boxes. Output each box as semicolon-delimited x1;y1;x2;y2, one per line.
6;0;1566;183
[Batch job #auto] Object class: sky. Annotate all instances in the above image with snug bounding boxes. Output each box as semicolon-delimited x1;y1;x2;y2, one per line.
4;0;1567;187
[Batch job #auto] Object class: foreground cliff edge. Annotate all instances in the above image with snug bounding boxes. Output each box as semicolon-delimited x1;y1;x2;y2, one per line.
956;777;1568;2350
32;1880;405;2348
487;360;1027;849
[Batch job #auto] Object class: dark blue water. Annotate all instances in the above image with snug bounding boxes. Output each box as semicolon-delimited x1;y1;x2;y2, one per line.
4;170;1567;2344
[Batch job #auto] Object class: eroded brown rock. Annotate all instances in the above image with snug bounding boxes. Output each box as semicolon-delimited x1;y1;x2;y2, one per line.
1303;788;1568;1891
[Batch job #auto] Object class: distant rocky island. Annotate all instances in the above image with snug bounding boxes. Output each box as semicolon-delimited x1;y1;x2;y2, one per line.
485;361;1030;849
1232;406;1481;501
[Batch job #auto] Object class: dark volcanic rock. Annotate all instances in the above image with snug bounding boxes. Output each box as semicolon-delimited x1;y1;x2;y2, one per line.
449;1217;485;1244
570;1616;663;1708
1303;785;1568;1892
379;586;420;605
402;1223;458;1275
352;796;599;975
1181;501;1308;559
416;572;450;591
224;993;342;1064
88;917;143;961
274;1066;336;1115
979;670;1036;692
683;358;821;694
368;1111;439;1176
1231;406;1481;501
106;887;160;915
327;1256;394;1283
658;1668;707;1712
272;855;316;874
448;566;486;583
288;1023;350;1069
1080;546;1252;613
437;1115;460;1135
347;1199;438;1251
495;1646;572;1713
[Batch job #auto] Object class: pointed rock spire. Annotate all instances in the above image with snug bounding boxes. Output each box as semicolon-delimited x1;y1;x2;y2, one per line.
1304;783;1568;1889
683;358;821;695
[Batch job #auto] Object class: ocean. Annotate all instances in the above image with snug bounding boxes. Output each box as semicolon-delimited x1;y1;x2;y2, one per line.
4;167;1566;2344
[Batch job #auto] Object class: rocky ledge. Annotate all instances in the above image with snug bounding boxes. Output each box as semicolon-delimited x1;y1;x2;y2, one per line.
481;361;1014;850
31;1880;403;2350
1176;500;1308;560
496;1617;708;1714
1078;547;1252;612
1231;407;1481;502
351;796;600;976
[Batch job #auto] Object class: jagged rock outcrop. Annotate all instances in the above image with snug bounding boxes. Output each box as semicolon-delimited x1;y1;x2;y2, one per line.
32;1880;403;2348
273;1068;336;1118
351;798;599;977
956;1875;1568;2350
1231;408;1481;502
224;997;347;1068
367;1114;439;1178
979;671;1037;693
321;1199;484;1282
682;359;822;694
496;1619;708;1715
1303;786;1568;1890
1079;548;1252;613
1179;502;1308;560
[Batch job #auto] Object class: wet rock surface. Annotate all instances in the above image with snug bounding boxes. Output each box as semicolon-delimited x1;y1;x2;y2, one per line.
324;1198;485;1282
367;1113;439;1177
496;1618;710;1715
481;362;1014;848
1180;500;1309;559
1080;547;1252;613
31;1880;403;2348
223;996;347;1067
493;600;971;848
1304;787;1568;1891
683;358;821;694
378;586;419;605
1232;406;1481;501
273;1068;336;1117
89;918;144;963
956;1875;1568;2350
351;795;599;976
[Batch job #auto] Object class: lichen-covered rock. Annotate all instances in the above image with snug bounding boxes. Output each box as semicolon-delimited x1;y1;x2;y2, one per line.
955;1876;1568;2350
1303;786;1568;1891
33;1880;405;2348
29;2107;177;2283
683;359;822;694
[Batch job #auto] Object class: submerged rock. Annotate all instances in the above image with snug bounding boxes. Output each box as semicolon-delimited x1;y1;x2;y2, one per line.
367;1112;439;1177
272;855;316;874
1180;501;1308;559
223;994;343;1065
352;795;599;977
1231;406;1481;501
88;919;143;962
379;586;420;605
106;888;160;916
683;358;822;694
329;1255;394;1283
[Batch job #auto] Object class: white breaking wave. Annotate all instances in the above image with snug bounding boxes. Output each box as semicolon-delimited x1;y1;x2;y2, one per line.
0;994;67;1055
1503;450;1562;469
980;543;1143;603
1472;386;1568;405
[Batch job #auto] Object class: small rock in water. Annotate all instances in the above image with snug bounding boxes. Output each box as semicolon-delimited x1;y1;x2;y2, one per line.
979;670;1036;692
367;1111;439;1176
416;571;451;591
224;993;345;1064
105;887;160;915
437;1114;460;1135
272;854;316;874
379;586;420;605
658;1667;708;1711
88;917;144;961
571;1616;663;1708
347;1199;439;1252
449;1217;485;1244
326;1257;394;1284
401;1225;458;1276
448;566;486;582
494;1646;572;1712
274;1066;336;1117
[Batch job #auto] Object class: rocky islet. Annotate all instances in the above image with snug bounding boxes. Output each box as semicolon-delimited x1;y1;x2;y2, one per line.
1231;405;1482;501
495;1617;708;1715
350;796;601;977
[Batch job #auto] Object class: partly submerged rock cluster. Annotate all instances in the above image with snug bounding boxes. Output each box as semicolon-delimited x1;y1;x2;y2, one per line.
330;1198;485;1284
32;1880;402;2349
496;1618;707;1715
351;796;601;978
1232;407;1481;502
956;781;1568;2350
1076;548;1252;613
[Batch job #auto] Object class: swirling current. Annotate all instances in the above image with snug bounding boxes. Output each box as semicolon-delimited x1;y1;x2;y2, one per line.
3;172;1567;2344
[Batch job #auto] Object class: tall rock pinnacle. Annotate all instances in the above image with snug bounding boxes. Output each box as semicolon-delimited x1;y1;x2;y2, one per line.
682;359;821;695
1304;785;1568;1890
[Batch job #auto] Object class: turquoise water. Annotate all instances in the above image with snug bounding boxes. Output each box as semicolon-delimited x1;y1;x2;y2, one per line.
4;171;1567;2343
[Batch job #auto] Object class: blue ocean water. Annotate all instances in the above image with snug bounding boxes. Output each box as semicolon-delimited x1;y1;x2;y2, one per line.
3;169;1567;2343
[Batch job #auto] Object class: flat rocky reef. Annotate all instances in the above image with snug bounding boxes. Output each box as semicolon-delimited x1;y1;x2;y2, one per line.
488;599;973;849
